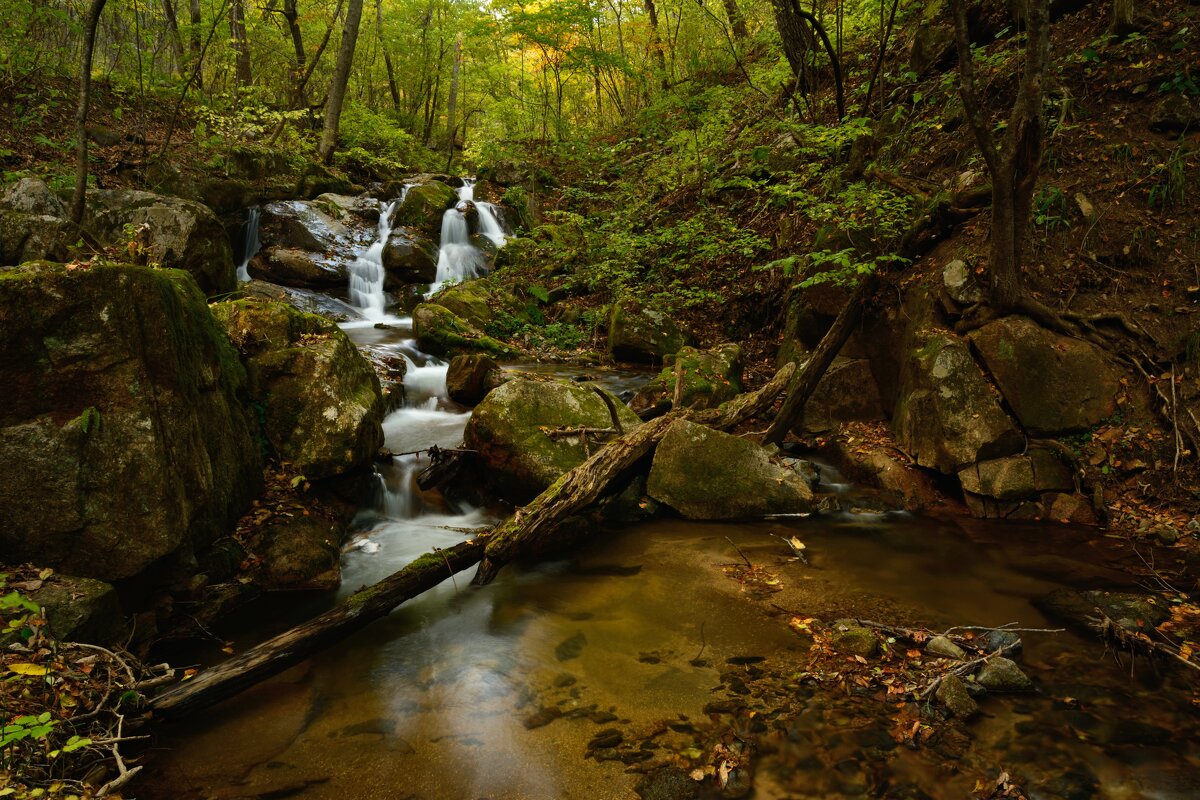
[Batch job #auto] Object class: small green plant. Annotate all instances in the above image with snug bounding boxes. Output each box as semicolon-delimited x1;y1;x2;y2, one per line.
1149;146;1188;211
0;712;56;749
1033;186;1070;231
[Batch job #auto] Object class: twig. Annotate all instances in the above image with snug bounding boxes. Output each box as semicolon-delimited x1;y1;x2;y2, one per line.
691;621;708;665
1091;611;1199;674
542;426;617;440
95;714;143;798
920;640;1023;701
433;546;459;594
725;536;753;569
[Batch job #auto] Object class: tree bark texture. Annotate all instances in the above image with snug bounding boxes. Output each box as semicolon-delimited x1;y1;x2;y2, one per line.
229;0;252;88
950;0;1049;313
70;0;108;225
318;0;365;164
722;0;748;40
149;536;489;718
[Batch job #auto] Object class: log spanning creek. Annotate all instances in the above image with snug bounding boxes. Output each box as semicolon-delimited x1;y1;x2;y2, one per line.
137;194;1198;800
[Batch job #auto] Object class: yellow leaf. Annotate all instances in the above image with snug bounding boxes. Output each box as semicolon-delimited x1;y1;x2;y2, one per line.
8;662;50;676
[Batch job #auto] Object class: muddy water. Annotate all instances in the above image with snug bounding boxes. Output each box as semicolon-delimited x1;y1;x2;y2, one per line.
139;514;1200;800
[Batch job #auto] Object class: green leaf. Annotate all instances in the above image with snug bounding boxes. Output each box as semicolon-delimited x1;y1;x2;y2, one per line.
528;285;551;304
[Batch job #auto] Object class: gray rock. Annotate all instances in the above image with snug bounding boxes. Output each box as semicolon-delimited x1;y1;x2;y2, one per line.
647;420;814;520
608;297;689;364
969;316;1120;435
936;675;979;719
977;657;1033;692
630;343;743;416
250;246;349;289
382;230;437;285
464;379;640;503
445;353;504;406
942;259;983;305
258;516;343;590
959;455;1038;501
801;357;886;433
83;189;237;296
892;332;1022;473
0;209;81;265
0;177;66;217
211;298;385;479
259;200;352;254
28;574;127;645
0;263;261;580
926;635;967;660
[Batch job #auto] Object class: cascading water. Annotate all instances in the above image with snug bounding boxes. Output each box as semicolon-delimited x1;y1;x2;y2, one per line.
347;187;409;321
235;207;261;282
429;179;510;292
460;178;508;248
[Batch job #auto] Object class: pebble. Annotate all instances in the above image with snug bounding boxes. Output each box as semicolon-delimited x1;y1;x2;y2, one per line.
522;705;562;729
925;635;966;660
977;657;1034;692
935;675;979;719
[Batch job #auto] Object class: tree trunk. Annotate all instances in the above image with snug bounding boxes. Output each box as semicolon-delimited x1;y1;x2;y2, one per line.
282;0;307;106
375;0;400;109
644;0;668;90
445;33;461;167
148;537;489;719
770;0;813;84
950;0;1049;316
160;0;186;76
268;0;343;145
188;0;203;87
1110;0;1135;36
318;0;365;165
472;362;797;585
764;274;878;445
722;0;748;40
230;0;252;88
70;0;108;226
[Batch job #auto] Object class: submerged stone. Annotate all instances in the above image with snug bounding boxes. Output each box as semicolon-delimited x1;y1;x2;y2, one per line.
977;657;1033;692
936;675;979;719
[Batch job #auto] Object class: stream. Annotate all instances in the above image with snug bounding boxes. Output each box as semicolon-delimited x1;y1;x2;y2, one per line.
136;186;1200;800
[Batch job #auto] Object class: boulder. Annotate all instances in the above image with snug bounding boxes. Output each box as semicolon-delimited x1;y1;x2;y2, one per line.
630;343;744;416
83;189;236;296
249;246;348;289
28;573;127;645
608;297;689;364
958;455;1038;500
942;259;983;305
976;657;1033;692
382;229;438;285
463;379;641;503
646;421;814;519
1;177;66;217
802;357;886;432
433;278;510;330
1149;94;1200;136
1035;588;1168;635
969;316;1119;435
240;279;354;322
909;23;955;76
212;299;385;479
936;675;979;719
259;200;353;254
892;331;1022;473
0;263;262;580
0;208;80;265
257;516;342;591
412;302;519;359
391;181;457;238
926;635;967;660
446;353;505;406
313;193;381;226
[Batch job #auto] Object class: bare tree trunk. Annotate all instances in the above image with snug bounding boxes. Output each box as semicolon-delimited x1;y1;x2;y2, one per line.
444;33;461;169
950;0;1050;317
71;0;109;225
229;0;252;88
188;0;203;87
1110;0;1135;36
770;0;813;85
722;0;748;40
281;0;306;106
644;0;668;90
160;0;185;76
318;0;365;165
375;0;400;109
268;0;344;145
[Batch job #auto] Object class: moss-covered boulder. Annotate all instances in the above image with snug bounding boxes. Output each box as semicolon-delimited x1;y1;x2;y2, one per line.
969;316;1120;435
27;573;128;645
212;299;385;479
412;302;519;359
0;208;80;266
382;229;437;285
607;297;689;364
1;177;67;216
463;379;641;503
83;189;236;296
892;331;1022;474
392;181;457;238
259;200;354;254
257;516;343;590
432;278;519;330
0;263;262;580
630;343;744;416
801;357;886;432
646;420;814;519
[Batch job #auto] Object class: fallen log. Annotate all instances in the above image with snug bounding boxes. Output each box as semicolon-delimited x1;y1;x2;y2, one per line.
148;535;489;719
471;361;797;585
764;273;877;446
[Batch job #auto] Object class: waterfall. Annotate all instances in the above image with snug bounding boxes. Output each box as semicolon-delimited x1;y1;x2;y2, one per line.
430;179;510;292
347;188;408;320
236;207;261;283
462;179;508;248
